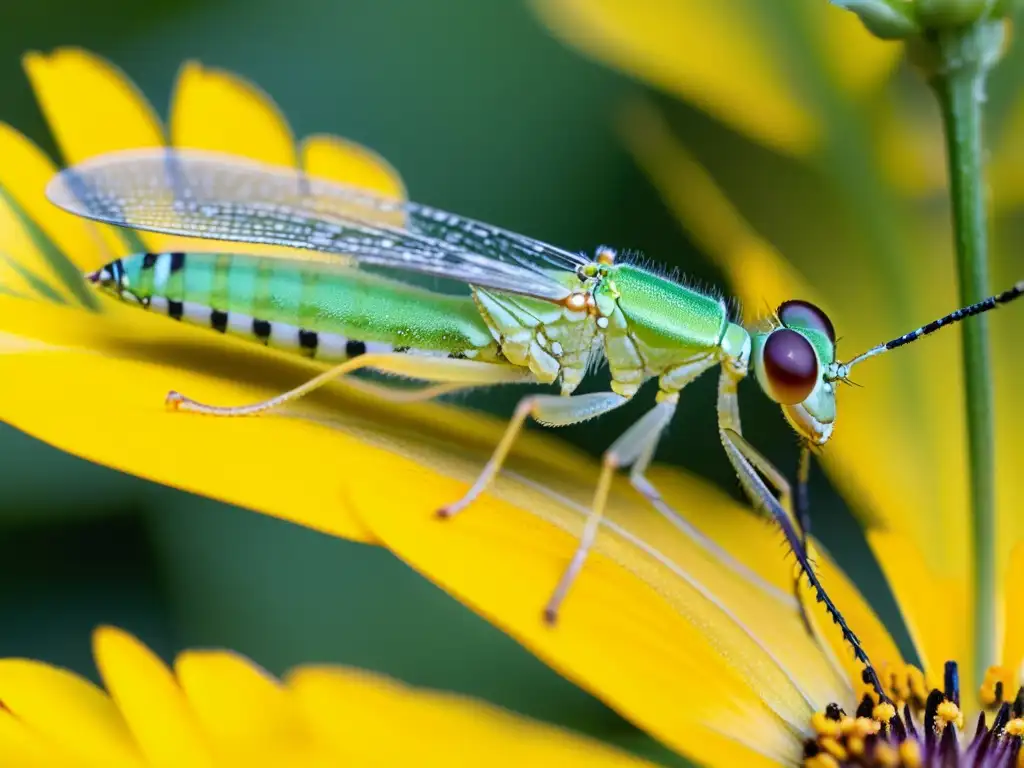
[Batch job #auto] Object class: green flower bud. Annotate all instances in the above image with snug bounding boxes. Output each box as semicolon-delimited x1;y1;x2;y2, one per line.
915;0;997;27
832;0;1019;39
829;1;919;39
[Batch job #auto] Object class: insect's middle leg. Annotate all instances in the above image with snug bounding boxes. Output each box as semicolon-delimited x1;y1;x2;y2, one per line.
543;397;678;623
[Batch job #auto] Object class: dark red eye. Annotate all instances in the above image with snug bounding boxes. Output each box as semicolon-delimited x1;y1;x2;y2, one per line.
763;329;818;404
778;300;835;343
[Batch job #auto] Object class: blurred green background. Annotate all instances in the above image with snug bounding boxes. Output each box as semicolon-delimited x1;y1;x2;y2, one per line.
0;1;938;764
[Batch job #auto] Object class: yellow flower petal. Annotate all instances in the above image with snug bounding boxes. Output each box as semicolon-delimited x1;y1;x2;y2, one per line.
174;651;324;766
301;134;406;200
288;665;659;767
93;627;214;768
23;48;164;165
530;0;819;155
1000;541;1024;676
0;124;111;285
4;626;665;767
23;48;164;260
868;531;968;695
0;195;69;303
0;660;142;768
170;61;295;165
348;451;830;766
0;713;88;768
0;294;372;542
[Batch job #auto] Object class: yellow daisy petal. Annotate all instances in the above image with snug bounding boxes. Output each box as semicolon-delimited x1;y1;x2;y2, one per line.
868;531;968;695
348;453;825;766
0;660;142;767
0;294;373;542
23;48;164;165
4;627;668;767
530;0;819;155
289;665;662;767
1000;541;1024;676
174;651;321;766
301;134;406;200
0;712;89;768
170;61;295;165
0;194;71;303
22;48;165;261
93;627;214;768
0;124;111;284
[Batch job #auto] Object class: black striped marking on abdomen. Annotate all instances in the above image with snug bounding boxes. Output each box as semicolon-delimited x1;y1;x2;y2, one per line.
139;252;475;363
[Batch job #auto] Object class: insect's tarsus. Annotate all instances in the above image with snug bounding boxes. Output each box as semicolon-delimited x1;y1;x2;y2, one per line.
775;496;889;704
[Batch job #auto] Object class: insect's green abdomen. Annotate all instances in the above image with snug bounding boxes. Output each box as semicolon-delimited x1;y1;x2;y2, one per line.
117;252;499;361
612;265;727;352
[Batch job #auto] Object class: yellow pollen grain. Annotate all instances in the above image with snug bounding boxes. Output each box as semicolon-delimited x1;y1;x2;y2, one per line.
853;717;880;737
874;743;899;767
1006;718;1024;736
900;739;922;767
811;711;841;738
847;735;864;756
873;702;896;723
804;754;840;768
820;736;848;761
936;700;962;728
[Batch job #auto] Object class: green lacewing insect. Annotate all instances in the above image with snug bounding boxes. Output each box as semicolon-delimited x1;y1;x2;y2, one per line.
46;148;1024;698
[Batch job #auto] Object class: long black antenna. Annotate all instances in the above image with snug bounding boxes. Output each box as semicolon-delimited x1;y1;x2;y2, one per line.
843;280;1023;368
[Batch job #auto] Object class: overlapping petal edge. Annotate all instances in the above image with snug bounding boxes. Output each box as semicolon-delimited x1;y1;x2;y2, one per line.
3;47;1023;767
0;625;651;767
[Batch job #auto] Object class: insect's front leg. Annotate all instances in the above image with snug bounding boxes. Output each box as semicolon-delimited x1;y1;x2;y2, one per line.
716;368;888;701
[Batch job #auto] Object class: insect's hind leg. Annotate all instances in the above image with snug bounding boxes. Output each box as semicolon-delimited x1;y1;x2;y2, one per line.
437;391;630;519
166;354;535;416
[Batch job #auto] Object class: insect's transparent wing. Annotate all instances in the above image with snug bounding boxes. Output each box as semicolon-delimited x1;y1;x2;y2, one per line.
45;147;580;302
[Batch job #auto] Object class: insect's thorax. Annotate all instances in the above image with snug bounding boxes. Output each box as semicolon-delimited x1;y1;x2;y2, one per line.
472;287;599;393
598;265;731;397
474;262;735;397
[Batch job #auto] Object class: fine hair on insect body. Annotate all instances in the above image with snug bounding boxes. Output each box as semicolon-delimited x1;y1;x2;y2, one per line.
47;147;1024;701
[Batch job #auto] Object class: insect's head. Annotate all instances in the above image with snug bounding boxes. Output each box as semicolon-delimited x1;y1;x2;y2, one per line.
750;300;838;446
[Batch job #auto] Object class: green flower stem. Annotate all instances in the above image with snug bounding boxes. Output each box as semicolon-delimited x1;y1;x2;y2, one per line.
924;21;1003;690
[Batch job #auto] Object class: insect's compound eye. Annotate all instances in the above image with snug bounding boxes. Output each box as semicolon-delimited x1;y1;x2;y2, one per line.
777;299;835;343
762;328;819;404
